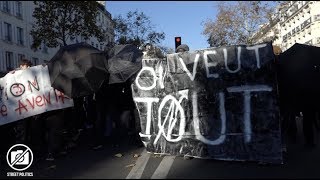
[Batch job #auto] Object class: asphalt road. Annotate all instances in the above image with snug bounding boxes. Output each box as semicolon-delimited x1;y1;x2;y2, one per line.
1;118;320;179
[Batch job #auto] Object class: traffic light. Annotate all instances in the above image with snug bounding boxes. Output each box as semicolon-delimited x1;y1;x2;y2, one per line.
175;37;181;50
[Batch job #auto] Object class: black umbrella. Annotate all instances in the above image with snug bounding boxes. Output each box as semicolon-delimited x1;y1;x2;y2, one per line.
107;44;143;84
279;43;320;91
278;43;320;108
48;42;108;98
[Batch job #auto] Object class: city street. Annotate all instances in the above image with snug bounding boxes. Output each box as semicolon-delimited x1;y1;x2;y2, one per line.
1;1;320;179
1;118;319;179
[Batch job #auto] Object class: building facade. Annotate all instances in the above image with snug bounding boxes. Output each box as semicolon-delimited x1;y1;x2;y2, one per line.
0;1;114;73
251;1;320;51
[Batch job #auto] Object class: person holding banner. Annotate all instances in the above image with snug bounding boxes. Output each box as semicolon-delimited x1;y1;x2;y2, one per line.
176;44;190;53
9;58;33;74
11;59;33;144
175;44;194;160
29;96;67;161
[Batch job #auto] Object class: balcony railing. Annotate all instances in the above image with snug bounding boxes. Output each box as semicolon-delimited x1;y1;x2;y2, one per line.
280;1;311;24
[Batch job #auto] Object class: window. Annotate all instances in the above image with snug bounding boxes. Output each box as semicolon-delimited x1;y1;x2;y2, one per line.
17;54;25;61
307;28;311;35
5;51;14;70
32;57;39;66
100;13;103;22
42;43;48;53
4;22;12;42
301;22;305;29
16;1;22;18
305;40;312;45
105;35;109;42
17;27;24;45
305;18;311;26
3;1;10;13
91;42;94;46
290;5;298;13
29;35;33;47
315;14;320;21
97;12;101;22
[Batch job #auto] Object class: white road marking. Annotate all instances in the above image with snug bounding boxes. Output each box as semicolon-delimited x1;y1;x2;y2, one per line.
151;155;176;179
126;149;151;179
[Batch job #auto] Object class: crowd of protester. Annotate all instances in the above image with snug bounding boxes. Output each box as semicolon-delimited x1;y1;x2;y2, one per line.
1;44;320;165
0;59;143;163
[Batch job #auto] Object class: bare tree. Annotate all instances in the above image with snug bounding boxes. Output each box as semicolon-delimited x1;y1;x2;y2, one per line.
31;1;105;49
158;45;175;55
113;10;165;47
202;1;280;47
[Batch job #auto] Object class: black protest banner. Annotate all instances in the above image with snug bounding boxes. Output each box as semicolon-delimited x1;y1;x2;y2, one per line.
132;42;282;164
